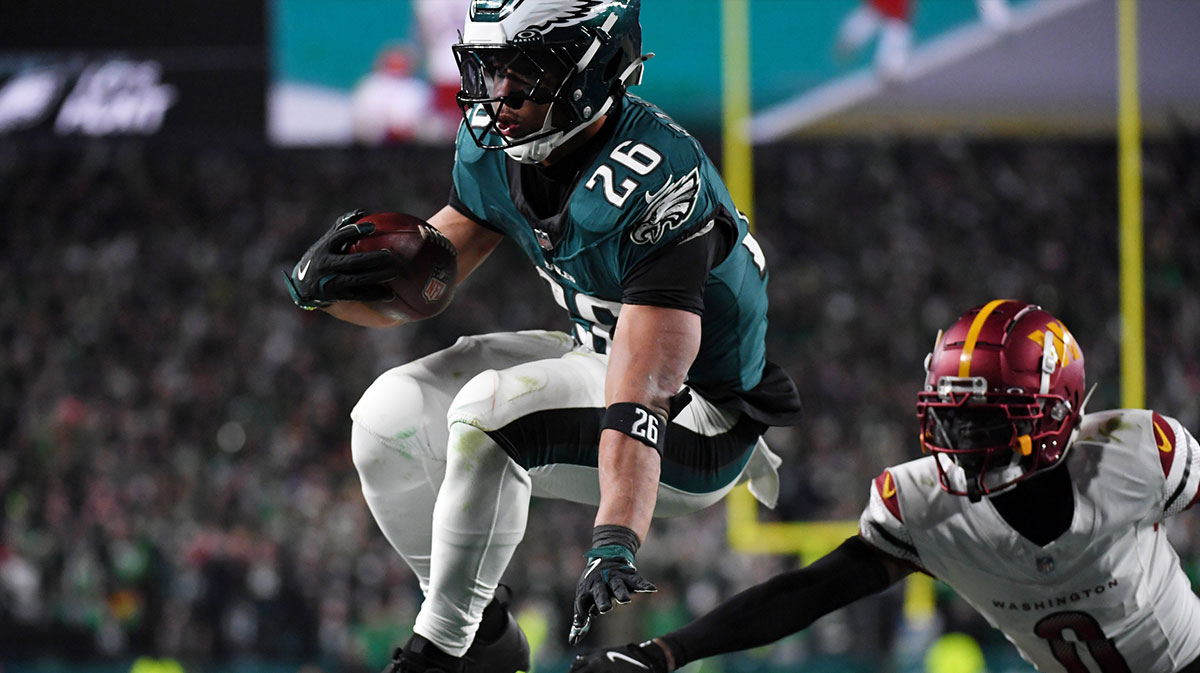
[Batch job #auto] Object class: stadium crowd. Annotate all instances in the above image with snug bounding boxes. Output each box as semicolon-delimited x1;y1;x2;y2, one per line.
1;136;1197;671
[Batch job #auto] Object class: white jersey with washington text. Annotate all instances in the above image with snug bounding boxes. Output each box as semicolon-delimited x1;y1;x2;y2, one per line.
860;409;1200;673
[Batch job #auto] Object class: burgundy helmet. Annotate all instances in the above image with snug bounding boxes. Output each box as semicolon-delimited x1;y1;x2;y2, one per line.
917;299;1087;502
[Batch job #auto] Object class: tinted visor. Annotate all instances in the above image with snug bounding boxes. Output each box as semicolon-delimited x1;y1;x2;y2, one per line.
923;406;1015;475
453;44;572;107
927;406;1014;451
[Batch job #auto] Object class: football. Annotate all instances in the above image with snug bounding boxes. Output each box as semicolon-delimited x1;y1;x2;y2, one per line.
348;211;457;321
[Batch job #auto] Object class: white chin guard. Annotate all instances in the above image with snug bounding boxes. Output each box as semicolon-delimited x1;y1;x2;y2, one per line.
503;97;613;164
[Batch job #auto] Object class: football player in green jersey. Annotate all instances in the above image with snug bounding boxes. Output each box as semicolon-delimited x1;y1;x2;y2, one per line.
285;2;802;672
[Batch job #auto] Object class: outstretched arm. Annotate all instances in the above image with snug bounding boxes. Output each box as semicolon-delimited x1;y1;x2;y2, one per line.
597;303;700;538
569;213;727;645
571;536;911;672
660;536;908;667
569;303;701;644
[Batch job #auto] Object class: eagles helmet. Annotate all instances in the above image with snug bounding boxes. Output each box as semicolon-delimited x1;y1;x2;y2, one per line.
917;300;1088;502
452;0;648;163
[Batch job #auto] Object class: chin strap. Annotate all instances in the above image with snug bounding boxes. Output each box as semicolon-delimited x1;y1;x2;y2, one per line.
1079;382;1097;416
620;52;655;87
503;95;615;164
504;53;655;164
1053;382;1096;467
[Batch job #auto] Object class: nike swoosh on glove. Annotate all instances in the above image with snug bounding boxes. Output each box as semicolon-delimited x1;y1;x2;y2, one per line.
284;209;403;309
568;641;669;673
569;525;656;645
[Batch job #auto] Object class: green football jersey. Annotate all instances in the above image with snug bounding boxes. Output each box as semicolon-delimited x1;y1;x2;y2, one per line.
452;94;771;393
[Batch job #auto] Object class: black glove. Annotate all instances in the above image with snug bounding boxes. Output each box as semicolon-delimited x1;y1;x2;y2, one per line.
283;209;403;310
568;641;670;673
569;525;657;645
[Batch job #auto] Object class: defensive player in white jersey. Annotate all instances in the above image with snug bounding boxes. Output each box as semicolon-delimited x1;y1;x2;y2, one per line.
571;299;1200;673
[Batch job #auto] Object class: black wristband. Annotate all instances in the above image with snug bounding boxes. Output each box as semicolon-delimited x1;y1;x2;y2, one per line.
592;524;641;554
602;402;666;453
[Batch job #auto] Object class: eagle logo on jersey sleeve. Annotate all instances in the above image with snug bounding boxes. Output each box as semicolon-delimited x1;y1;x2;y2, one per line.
629;167;700;245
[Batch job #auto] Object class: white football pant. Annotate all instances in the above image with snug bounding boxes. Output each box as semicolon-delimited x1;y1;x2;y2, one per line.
350;330;780;656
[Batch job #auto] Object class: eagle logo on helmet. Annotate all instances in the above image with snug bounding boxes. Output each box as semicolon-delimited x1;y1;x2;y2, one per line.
525;0;616;33
456;0;643;163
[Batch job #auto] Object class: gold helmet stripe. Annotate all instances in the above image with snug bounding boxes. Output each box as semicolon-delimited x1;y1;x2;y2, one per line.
958;298;1010;377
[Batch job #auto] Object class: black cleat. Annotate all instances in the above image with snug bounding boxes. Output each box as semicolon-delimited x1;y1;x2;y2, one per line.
464;586;531;673
384;636;466;673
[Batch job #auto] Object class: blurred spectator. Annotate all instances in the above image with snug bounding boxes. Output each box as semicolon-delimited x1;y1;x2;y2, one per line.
414;0;473;141
351;44;436;145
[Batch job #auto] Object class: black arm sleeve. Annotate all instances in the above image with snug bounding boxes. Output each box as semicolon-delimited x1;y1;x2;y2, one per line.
620;213;734;314
660;536;897;668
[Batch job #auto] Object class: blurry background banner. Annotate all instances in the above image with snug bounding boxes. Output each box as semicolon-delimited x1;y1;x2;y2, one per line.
267;0;1200;146
271;0;1036;144
7;0;1197;145
0;0;266;143
753;0;1200;139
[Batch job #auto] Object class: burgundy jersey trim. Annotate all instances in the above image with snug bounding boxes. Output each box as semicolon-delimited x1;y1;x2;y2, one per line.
1152;411;1176;478
874;470;903;522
